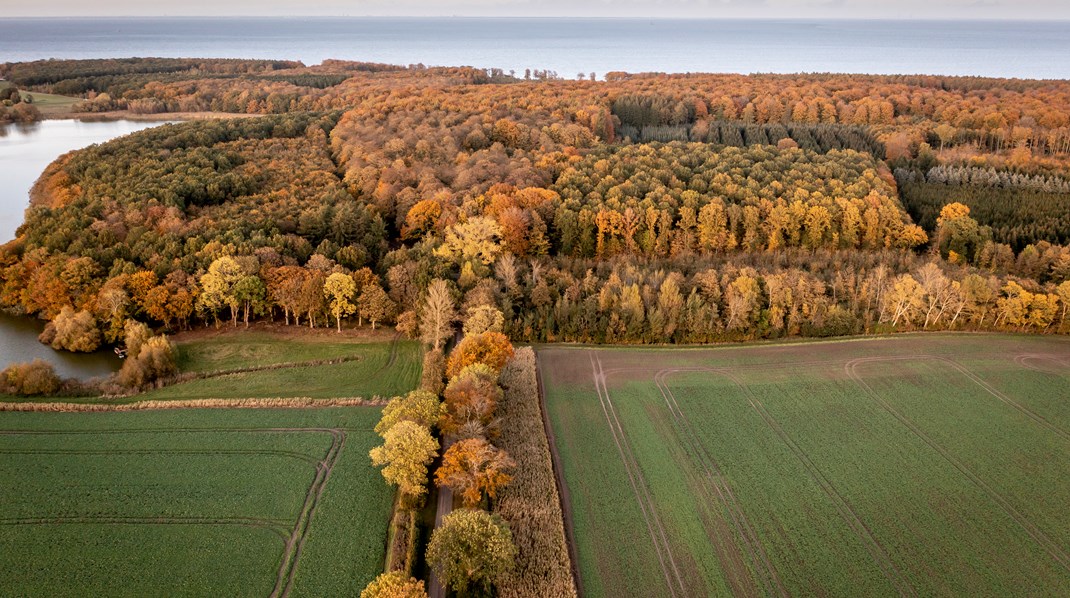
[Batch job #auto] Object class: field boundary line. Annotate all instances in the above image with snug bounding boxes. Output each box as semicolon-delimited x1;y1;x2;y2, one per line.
846;357;1070;573
0;447;322;465
588;353;685;597
0;516;291;541
271;428;346;598
659;368;914;597
0;398;386;412
653;370;782;598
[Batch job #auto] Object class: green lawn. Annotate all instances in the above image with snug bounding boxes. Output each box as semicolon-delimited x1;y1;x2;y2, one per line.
540;334;1070;597
137;331;421;402
1;80;80;114
0;407;393;597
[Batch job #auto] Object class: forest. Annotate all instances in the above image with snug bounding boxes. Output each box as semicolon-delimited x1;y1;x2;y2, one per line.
2;58;1070;380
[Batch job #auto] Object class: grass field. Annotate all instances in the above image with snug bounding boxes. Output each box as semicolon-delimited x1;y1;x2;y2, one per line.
0;407;393;597
138;330;421;402
1;80;80;115
539;334;1070;597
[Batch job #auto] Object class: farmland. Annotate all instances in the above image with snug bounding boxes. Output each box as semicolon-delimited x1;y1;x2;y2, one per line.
540;334;1070;597
0;407;393;597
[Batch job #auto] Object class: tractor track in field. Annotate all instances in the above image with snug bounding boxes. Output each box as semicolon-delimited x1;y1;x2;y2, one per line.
652;370;783;598
1015;353;1070;376
0;447;322;465
656;368;914;598
589;353;686;598
846;356;1070;574
271;428;345;598
0;425;348;596
860;355;1070;443
0;516;292;541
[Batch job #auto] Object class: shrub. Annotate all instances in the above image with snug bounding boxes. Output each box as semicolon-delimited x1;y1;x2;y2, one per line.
117;335;177;389
0;360;61;396
360;571;427;598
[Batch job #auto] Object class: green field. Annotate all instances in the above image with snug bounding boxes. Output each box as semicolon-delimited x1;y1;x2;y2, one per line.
1;80;80;114
540;334;1070;597
0;407;393;597
139;331;421;401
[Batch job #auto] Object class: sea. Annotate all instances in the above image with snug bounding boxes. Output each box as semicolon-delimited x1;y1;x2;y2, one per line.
1;17;1069;79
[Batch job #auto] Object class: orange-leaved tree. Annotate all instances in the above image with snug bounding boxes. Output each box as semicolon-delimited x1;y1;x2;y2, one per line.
435;437;515;507
445;331;514;378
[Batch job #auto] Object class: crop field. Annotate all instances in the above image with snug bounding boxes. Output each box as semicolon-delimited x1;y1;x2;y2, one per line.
140;332;421;401
0;407;394;597
539;334;1070;597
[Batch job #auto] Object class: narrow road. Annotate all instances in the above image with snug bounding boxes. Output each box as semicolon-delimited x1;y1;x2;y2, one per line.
428;441;454;598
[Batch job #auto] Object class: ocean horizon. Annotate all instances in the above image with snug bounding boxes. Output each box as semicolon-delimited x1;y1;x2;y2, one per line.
2;17;1069;79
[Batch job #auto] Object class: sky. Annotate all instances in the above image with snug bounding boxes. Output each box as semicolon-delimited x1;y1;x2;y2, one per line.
6;0;1070;19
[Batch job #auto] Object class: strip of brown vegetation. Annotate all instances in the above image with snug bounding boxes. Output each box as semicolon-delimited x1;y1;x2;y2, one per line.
0;397;386;412
492;347;578;598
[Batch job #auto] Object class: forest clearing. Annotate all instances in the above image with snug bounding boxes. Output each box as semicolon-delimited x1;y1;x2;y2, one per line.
0;407;394;596
540;334;1070;597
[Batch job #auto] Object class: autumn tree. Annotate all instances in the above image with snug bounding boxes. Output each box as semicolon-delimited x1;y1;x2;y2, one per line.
435;216;502;269
39;306;101;352
441;364;503;438
359;283;397;330
446;331;515;378
420;279;455;351
462;305;505;337
435;438;516;507
426;509;516;596
117;335;177;389
934;203;988;264
375;390;446;437
369;420;439;498
360;572;428;598
197;256;244;327
323;272;357;332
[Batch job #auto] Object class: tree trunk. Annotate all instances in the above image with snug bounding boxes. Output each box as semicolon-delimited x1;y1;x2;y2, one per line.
336;309;342;333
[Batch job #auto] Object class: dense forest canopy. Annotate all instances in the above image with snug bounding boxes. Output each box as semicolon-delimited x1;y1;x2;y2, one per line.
2;58;1070;352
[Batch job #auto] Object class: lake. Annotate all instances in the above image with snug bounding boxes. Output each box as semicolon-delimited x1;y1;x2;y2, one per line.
0;119;164;379
2;18;1070;80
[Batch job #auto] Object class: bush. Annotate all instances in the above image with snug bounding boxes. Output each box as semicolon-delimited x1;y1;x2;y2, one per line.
117;335;177;389
360;571;427;598
1;360;61;396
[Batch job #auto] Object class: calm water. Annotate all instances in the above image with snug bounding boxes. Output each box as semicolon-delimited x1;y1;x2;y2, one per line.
0;119;164;379
1;18;1069;79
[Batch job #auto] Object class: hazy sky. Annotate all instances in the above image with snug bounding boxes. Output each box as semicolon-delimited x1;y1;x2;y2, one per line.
8;0;1070;19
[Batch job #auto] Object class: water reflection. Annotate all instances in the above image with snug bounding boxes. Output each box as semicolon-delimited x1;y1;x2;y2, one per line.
0;119;166;378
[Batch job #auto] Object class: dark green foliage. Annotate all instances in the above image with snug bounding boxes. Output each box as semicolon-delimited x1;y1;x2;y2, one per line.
898;172;1070;251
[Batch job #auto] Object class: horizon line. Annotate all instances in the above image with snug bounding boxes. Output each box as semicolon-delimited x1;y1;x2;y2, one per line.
3;15;1069;22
